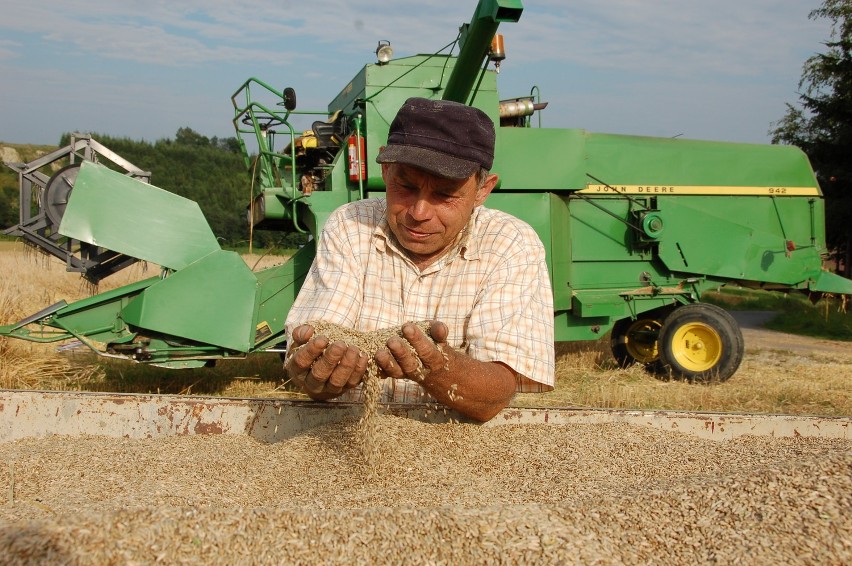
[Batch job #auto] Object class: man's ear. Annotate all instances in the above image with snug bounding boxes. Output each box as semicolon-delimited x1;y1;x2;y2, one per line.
475;173;499;206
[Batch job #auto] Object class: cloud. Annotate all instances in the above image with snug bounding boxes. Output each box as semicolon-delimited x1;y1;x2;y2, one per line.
0;39;21;60
0;1;826;77
0;0;831;145
0;1;471;67
4;4;295;66
510;0;826;78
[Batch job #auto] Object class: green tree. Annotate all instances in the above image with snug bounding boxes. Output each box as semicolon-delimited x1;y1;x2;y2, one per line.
771;0;852;277
0;184;17;229
174;127;210;147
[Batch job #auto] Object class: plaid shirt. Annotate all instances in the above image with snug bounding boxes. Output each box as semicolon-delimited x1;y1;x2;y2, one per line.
285;198;555;402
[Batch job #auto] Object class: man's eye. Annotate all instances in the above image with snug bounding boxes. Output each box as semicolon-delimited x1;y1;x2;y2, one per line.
391;181;416;192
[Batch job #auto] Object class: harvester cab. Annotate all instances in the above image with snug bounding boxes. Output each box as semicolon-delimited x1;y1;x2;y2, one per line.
2;0;851;381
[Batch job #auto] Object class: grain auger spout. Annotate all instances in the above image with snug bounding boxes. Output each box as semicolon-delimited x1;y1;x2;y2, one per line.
441;0;524;104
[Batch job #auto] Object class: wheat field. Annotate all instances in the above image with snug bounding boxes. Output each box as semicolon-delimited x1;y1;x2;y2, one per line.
1;241;850;415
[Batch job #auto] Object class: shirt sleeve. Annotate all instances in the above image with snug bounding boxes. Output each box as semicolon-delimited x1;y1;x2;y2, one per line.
465;217;555;392
284;205;364;337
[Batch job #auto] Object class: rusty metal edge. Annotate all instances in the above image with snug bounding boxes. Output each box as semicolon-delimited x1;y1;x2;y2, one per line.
0;389;849;443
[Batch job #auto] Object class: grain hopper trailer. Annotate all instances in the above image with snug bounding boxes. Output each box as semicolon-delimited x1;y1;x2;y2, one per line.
2;0;851;382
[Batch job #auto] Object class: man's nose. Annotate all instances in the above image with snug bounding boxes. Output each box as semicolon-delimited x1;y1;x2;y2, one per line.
408;194;432;221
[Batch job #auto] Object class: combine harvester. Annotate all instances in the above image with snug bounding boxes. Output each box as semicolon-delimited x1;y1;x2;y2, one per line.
2;0;850;438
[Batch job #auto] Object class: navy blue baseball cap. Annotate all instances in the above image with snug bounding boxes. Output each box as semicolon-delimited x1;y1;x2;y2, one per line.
376;97;495;179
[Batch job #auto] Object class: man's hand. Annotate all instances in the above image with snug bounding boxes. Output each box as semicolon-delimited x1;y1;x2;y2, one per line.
285;324;369;400
375;321;517;422
375;321;449;381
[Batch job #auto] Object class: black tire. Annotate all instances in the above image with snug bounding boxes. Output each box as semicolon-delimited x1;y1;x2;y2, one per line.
610;316;663;368
658;303;744;382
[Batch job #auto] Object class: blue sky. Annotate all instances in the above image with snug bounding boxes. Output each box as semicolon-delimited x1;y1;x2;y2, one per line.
0;0;830;146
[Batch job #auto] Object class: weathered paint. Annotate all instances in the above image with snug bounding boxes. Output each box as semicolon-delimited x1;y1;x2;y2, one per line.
1;390;848;443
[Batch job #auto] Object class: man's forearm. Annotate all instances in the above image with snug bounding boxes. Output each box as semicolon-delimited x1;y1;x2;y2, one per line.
417;348;516;422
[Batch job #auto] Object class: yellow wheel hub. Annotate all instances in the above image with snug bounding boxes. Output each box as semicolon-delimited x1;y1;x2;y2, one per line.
670;322;722;371
624;319;662;364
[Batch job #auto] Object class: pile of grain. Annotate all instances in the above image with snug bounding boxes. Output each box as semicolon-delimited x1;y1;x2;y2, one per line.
1;416;850;564
302;320;432;468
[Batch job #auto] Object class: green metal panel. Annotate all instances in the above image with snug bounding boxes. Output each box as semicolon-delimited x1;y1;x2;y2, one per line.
568;198;640;263
570;261;664;291
60;162;220;270
571;292;626;318
584;133;820;188
259;191;289;224
252;241;317;349
493;128;587;191
810;270;852;295
51;277;153;343
0;278;157;345
298;186;355;238
554;311;610;342
547;194;572;312
655;197;825;286
484;192;553;260
121;250;258;352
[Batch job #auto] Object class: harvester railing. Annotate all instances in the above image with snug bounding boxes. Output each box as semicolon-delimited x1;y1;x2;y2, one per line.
232;78;336;235
233;78;380;232
231;78;300;194
530;85;542;128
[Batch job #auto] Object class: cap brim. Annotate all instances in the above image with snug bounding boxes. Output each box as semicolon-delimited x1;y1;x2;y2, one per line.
376;145;479;180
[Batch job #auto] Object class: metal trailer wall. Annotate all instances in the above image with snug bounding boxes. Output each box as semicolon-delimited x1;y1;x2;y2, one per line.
1;390;848;443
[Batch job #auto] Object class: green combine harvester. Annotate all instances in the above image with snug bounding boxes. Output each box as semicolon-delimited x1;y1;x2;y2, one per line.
3;0;851;382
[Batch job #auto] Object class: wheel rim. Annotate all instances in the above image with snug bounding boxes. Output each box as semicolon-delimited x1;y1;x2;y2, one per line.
670;322;722;372
624;319;661;364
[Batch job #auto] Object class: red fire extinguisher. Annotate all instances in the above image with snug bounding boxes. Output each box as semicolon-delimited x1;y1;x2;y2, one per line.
348;133;366;181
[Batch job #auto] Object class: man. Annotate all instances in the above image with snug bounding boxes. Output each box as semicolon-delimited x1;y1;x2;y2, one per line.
284;97;554;422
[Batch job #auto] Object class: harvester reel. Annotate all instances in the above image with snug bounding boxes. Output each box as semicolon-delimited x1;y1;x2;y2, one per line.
3;134;151;283
43;163;80;228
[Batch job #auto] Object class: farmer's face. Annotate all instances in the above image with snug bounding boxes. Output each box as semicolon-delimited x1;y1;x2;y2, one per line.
382;163;496;269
